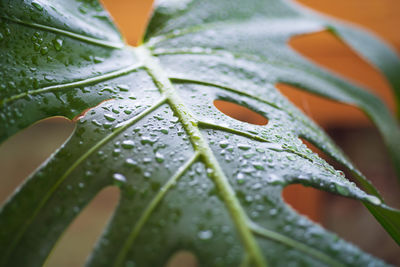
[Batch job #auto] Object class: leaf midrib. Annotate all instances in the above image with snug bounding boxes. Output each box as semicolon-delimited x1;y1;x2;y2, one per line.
1;44;345;267
135;45;268;267
136;45;347;267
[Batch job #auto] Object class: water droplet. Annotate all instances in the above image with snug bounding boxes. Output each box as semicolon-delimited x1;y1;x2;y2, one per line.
269;208;278;216
40;46;48;55
153;115;164;121
94;56;104;63
121;140;135;149
113;173;126;186
244;153;256;159
236;173;245;184
287;155;295;161
91;119;102;127
253;162;265;170
170;116;179;123
335;184;349;196
113;148;121;156
125;158;137;167
32;1;43;11
335;170;345;177
155;152;164;163
53;38;63;51
160;128;169;134
104;113;116;122
198;230;213;240
365;195;382;205
219;140;229;148
117;84;129;92
141;136;157;145
267;174;281;184
237;144;251;151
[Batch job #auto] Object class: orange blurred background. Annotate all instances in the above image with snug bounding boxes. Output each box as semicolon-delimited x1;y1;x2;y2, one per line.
0;0;399;266
101;0;399;128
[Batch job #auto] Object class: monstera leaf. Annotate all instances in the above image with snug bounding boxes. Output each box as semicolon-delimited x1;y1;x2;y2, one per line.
1;0;400;266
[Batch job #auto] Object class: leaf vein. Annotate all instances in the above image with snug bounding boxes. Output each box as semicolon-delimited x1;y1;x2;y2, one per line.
0;63;143;106
1;16;124;49
1;96;167;265
113;152;201;266
249;222;344;267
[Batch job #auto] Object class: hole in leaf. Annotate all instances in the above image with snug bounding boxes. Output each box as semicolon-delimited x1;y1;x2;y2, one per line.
299;136;363;189
294;0;400;54
165;250;198;267
213;100;268;125
288;30;395;111
282;183;399;264
44;186;120;267
100;0;153;45
282;184;323;223
0;117;75;205
299;137;329;161
326;127;399;207
276;83;373;128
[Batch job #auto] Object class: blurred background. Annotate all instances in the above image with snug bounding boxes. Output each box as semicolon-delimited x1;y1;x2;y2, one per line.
0;0;399;266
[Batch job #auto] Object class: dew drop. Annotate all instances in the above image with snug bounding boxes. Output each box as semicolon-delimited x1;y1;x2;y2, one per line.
198;230;213;240
104;114;116;122
155;152;165;163
269;208;278;216
121;140;135;149
237;144;251;151
219;140;229;148
32;1;43;11
125;158;137;167
53;38;63;51
253;162;265;170
236;173;245;184
94;56;105;63
365;195;382;206
335;184;349;196
40;46;48;55
113;173;126;186
117;84;129;92
286;155;296;161
335;170;345;178
141;136;157;145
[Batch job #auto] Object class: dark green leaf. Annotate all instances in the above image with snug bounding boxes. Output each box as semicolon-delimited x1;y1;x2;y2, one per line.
1;0;399;266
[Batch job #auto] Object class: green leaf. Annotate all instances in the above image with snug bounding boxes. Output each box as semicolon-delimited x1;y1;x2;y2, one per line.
0;0;399;266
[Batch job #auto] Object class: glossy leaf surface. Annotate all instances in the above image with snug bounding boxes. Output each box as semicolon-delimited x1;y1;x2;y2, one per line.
0;0;400;266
